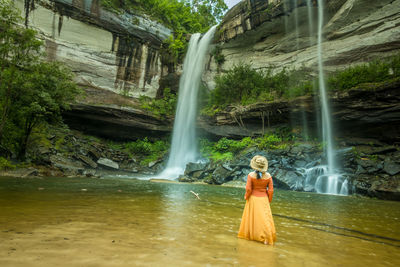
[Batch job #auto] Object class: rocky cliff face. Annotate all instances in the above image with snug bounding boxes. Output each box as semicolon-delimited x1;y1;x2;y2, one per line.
204;0;400;89
199;79;400;144
17;0;172;99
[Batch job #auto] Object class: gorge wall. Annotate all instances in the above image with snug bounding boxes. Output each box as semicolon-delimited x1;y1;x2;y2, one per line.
205;0;400;88
199;0;400;143
16;0;172;99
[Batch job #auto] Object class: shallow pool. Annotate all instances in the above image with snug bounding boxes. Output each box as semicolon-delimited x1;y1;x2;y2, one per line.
0;177;399;266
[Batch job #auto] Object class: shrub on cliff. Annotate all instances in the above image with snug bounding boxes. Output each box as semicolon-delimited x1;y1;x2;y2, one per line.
139;88;177;118
206;63;312;110
327;54;400;91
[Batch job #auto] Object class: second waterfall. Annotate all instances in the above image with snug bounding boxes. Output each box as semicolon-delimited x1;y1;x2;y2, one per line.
159;26;217;178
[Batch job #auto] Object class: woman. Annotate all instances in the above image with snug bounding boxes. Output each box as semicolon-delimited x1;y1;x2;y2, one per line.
238;155;276;245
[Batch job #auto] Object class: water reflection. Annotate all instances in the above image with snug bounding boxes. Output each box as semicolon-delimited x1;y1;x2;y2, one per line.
0;177;399;266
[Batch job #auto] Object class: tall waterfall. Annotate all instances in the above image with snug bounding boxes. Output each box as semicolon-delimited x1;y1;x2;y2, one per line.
159;26;217;179
315;0;347;195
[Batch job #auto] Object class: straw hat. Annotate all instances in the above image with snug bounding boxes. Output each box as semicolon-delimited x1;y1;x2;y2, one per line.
250;155;268;172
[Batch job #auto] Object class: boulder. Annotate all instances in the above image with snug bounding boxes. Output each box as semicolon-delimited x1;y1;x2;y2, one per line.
77;155;98;169
383;159;400;176
210;165;234;185
184;162;208;175
97;158;119;170
50;154;85;175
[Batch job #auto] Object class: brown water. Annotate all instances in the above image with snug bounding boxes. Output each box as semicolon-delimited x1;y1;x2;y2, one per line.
0;176;399;266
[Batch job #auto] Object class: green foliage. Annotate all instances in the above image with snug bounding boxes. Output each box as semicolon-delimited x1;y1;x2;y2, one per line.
199;134;287;162
123;137;169;166
0;156;15;170
139;88;177;118
0;0;80;159
207;55;400;112
162;31;186;63
208;63;313;108
255;134;283;150
327;54;400;91
100;0;227;34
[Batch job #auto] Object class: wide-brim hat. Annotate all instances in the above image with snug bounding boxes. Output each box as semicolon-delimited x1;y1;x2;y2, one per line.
250;155;268;172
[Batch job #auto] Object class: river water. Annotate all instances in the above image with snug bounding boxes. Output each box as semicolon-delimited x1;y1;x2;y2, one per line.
0;177;399;266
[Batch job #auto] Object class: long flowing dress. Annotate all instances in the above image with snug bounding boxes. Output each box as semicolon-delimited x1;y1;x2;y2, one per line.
237;173;276;244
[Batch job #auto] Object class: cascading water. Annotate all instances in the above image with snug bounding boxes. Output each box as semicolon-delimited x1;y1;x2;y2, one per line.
158;26;217;179
314;0;348;195
306;0;314;40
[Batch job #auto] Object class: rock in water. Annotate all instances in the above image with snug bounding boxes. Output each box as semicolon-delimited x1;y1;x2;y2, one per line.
97;158;119;170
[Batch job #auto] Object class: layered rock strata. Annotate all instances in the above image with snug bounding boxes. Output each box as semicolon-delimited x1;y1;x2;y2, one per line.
199;80;400;144
204;0;400;89
16;0;172;98
63;104;172;141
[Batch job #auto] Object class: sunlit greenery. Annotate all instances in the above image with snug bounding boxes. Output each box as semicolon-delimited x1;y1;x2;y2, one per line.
199;133;290;162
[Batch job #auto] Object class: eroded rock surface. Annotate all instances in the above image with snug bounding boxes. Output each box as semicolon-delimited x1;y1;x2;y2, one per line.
16;0;172;99
205;0;400;89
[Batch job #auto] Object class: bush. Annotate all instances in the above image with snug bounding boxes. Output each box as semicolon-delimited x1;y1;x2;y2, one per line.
123;137;169;166
199;134;286;163
256;134;283;150
208;63;314;108
139;88;177;118
327;54;400;91
0;157;15;171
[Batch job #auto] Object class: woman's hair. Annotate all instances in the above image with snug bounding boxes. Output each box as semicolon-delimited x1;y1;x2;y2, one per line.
255;170;262;179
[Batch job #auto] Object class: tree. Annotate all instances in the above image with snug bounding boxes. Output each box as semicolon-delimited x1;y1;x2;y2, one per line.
0;0;42;142
191;0;228;26
0;0;80;159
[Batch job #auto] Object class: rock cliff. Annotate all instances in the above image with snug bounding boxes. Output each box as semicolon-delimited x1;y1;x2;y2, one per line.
199;79;400;144
204;0;400;89
16;0;172;99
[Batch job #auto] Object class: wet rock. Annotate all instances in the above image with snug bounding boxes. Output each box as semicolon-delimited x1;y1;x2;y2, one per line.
50;154;85;175
184;162;208;175
210;166;234;185
88;148;101;161
178;175;194;183
21;168;38;177
97;158;119;170
383;159;400;175
77;155;97;168
271;169;302;190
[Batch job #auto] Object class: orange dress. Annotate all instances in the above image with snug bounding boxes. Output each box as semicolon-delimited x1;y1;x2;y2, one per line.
237;173;277;244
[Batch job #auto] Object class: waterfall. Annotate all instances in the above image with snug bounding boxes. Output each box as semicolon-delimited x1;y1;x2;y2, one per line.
158;26;217;179
306;0;314;40
292;0;299;49
316;0;348;195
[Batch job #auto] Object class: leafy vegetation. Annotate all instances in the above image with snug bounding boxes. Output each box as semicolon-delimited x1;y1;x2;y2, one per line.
0;156;15;170
204;54;400;114
204;63;312;111
327;54;400;91
0;0;80;159
199;133;289;162
101;0;226;33
109;137;170;166
139;88;177;118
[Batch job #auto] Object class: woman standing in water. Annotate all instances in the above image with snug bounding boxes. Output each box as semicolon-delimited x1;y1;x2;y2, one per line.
238;155;276;245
